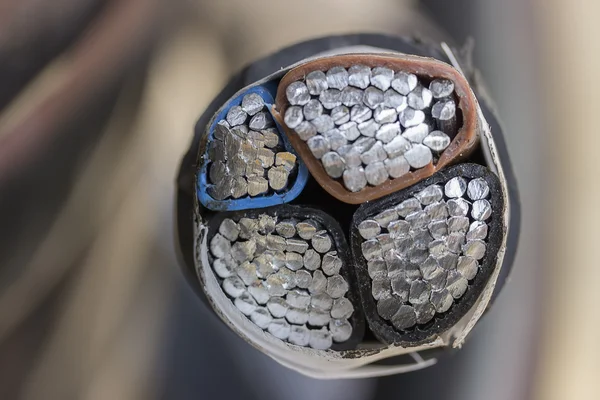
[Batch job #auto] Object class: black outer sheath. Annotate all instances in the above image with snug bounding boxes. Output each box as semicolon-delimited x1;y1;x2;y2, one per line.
175;34;521;345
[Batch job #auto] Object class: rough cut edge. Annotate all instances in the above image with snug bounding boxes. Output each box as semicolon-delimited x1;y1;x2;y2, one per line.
450;96;509;346
438;43;510;348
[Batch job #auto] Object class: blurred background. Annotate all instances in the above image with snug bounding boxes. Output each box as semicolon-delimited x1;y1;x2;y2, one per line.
0;0;597;399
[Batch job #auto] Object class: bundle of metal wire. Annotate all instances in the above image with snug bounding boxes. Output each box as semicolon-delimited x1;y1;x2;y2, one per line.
178;33;520;378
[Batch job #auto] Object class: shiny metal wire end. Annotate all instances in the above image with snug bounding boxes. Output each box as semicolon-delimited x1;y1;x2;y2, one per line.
282;66;457;189
273;54;477;204
208;93;296;200
350;164;503;344
198;87;310;211
206;206;363;350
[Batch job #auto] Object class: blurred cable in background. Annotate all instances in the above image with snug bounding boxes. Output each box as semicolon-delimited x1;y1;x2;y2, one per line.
0;0;596;399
